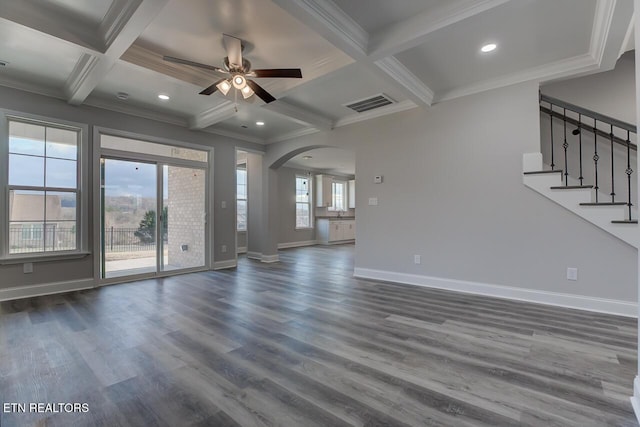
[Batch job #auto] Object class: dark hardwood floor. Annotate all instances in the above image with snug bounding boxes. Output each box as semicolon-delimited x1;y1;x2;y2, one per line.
0;244;638;426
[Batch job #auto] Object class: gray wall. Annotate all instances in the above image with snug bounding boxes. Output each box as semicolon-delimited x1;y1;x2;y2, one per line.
277;167;316;245
0;85;263;290
267;81;637;303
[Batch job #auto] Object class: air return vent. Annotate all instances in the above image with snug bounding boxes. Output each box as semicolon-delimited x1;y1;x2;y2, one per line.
344;94;394;113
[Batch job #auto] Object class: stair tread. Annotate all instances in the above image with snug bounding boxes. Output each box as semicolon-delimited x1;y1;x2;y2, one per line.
612;220;638;224
550;185;594;190
523;170;563;175
580;202;628;206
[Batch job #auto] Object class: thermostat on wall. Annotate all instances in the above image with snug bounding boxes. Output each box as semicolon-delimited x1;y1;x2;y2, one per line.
374;175;383;184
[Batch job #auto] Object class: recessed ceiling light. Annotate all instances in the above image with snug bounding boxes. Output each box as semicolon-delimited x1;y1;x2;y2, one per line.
302;155;312;160
158;94;170;100
0;60;9;67
256;121;265;126
116;92;129;100
241;125;248;129
481;43;497;53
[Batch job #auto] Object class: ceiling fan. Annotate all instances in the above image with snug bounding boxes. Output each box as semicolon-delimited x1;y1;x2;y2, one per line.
163;34;302;104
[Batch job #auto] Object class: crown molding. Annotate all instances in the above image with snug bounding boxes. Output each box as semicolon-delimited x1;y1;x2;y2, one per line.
374;57;434;106
84;95;189;127
590;0;617;65
368;0;512;59
266;127;320;144
335;99;417;128
0;76;66;101
435;53;599;103
189;102;238;129
64;53;102;104
270;0;368;59
264;100;334;130
100;0;144;51
202;127;265;144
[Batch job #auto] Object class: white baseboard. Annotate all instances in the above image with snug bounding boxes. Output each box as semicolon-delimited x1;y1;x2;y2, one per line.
353;268;637;318
213;259;237;270
261;254;279;263
631;376;640;424
246;251;279;263
237;246;247;254
0;278;95;302
277;240;317;249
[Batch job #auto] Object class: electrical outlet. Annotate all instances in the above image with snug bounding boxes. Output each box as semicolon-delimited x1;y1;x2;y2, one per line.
414;255;421;265
368;197;378;206
23;262;33;274
221;245;227;253
567;267;578;281
221;201;227;209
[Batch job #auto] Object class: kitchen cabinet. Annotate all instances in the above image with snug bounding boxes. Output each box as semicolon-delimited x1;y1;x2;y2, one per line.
317;219;356;244
348;179;355;208
315;174;333;207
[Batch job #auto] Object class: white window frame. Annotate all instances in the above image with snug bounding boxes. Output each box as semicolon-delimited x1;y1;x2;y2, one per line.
0;110;89;263
295;174;313;229
328;180;346;212
237;164;247;232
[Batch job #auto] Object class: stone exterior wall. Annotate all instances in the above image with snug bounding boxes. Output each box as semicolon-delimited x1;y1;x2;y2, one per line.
167;166;205;269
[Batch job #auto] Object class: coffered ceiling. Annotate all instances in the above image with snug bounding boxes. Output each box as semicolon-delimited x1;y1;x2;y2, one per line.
0;0;633;144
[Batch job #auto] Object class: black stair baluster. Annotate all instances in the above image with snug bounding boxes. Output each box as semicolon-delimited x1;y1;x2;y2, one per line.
578;114;584;185
593;119;599;203
610;124;615;203
549;102;555;170
563;108;568;186
626;130;633;221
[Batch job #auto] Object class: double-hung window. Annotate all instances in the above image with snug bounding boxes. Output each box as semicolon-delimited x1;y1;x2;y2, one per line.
237;164;247;231
4;117;83;256
295;175;311;229
329;181;346;211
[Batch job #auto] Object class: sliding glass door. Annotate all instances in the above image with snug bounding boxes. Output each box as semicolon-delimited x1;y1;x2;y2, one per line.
100;150;208;280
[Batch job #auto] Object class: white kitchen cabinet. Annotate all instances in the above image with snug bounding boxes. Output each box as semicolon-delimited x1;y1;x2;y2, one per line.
316;219;356;244
315;174;333;207
348;179;355;208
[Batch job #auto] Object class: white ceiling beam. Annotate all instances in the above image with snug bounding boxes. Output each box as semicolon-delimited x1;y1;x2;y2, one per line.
269;0;368;59
368;0;512;60
264;100;334;131
64;0;168;105
374;57;434;107
189;102;238;130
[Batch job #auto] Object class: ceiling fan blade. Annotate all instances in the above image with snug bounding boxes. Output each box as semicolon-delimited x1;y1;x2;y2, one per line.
250;69;303;78
223;34;243;68
163;56;227;74
199;79;227;95
246;80;276;104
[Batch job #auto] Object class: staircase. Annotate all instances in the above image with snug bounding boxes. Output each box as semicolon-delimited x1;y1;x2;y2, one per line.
523;94;638;248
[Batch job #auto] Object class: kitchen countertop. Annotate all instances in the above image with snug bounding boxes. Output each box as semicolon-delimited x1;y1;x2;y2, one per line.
316;216;356;220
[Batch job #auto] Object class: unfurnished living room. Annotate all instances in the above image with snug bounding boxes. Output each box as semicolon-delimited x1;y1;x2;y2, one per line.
1;0;640;426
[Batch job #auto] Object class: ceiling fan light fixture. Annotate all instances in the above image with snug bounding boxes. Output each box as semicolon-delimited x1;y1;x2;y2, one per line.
217;79;231;95
232;74;246;89
241;85;254;99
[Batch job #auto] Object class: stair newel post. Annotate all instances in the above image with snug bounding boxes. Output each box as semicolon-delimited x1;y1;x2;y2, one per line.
610;124;615;203
563;108;569;186
549;102;555;170
593;119;599;203
578;113;584;186
626;130;633;221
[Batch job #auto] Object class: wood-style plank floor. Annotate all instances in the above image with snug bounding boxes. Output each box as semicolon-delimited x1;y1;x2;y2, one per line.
0;244;638;426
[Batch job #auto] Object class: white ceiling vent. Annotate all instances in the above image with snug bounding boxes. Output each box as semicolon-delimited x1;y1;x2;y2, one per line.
344;94;394;113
